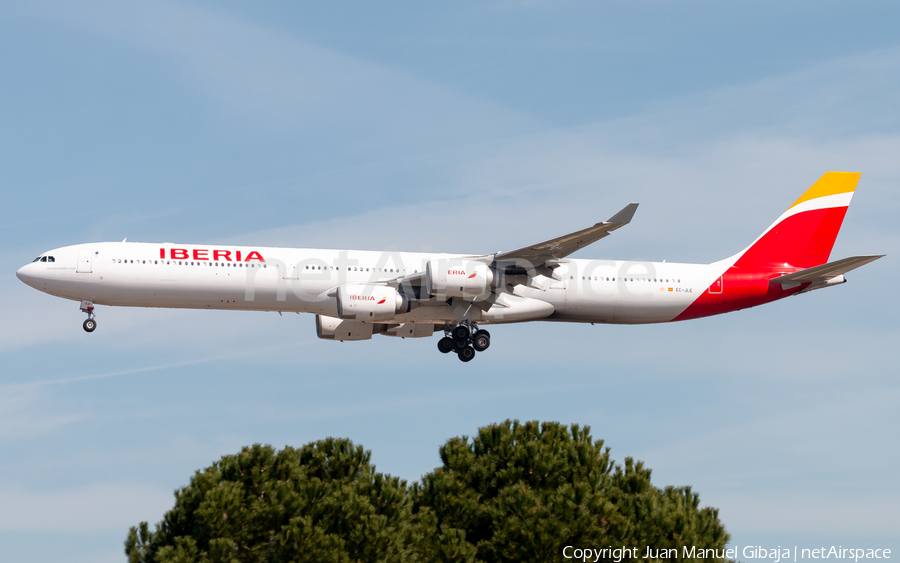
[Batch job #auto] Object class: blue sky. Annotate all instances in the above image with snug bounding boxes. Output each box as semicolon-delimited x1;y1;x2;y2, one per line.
1;1;898;561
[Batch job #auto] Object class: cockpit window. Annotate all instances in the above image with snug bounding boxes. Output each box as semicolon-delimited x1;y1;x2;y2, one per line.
33;257;41;262
40;257;47;262
47;256;55;262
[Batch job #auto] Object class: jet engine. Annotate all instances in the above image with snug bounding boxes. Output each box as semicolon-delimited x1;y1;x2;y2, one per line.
425;260;494;298
336;284;407;321
316;315;373;341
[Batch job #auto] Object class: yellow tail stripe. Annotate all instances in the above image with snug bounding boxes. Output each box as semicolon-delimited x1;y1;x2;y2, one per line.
788;171;861;210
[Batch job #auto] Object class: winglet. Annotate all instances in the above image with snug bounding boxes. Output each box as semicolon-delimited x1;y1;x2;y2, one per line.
604;203;639;228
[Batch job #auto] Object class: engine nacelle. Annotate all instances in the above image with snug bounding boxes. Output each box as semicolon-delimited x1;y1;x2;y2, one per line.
382;323;436;338
316;315;374;341
425;259;494;298
336;284;406;321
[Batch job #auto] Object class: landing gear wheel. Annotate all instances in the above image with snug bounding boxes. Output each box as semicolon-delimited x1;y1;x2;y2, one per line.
437;337;455;354
472;332;490;352
79;301;97;333
474;329;490;340
457;346;476;362
452;325;470;341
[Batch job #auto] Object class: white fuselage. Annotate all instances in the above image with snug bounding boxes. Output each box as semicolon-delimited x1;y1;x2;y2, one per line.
17;242;713;325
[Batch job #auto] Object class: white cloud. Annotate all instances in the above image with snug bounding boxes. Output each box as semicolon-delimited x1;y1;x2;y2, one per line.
715;494;900;537
225;131;899;267
0;386;84;441
0;483;172;533
26;0;535;140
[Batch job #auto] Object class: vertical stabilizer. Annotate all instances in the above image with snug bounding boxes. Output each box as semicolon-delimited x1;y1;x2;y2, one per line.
731;171;859;269
675;172;862;321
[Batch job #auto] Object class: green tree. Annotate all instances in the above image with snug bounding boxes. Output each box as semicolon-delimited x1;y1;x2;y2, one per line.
412;420;731;562
127;422;731;562
125;438;415;563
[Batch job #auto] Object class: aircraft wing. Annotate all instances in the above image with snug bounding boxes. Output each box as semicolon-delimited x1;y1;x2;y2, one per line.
492;203;639;265
385;203;638;297
770;255;884;285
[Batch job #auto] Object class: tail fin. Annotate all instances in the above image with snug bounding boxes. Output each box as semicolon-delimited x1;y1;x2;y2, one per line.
732;172;860;269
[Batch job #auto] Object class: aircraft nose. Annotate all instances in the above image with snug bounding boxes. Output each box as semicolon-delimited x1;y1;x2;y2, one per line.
16;264;36;286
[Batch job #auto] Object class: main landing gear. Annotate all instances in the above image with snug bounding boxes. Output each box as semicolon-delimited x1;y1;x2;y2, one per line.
437;324;490;362
80;300;97;333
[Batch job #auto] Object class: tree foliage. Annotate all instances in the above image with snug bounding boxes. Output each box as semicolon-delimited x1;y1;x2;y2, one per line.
412;420;730;562
127;421;731;562
126;439;414;563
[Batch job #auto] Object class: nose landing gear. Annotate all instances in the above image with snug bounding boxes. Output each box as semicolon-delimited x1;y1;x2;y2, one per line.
80;300;97;333
436;323;490;362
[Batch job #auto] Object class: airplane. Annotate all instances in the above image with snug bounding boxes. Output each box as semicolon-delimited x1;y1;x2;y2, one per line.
16;172;883;362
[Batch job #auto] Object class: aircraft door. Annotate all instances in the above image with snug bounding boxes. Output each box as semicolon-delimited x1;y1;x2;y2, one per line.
76;248;93;273
708;274;723;294
284;256;300;280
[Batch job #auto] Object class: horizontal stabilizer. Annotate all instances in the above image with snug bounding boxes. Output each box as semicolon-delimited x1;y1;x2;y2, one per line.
770;255;884;285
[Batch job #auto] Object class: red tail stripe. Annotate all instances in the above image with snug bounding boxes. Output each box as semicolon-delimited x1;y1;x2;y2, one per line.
736;207;848;269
